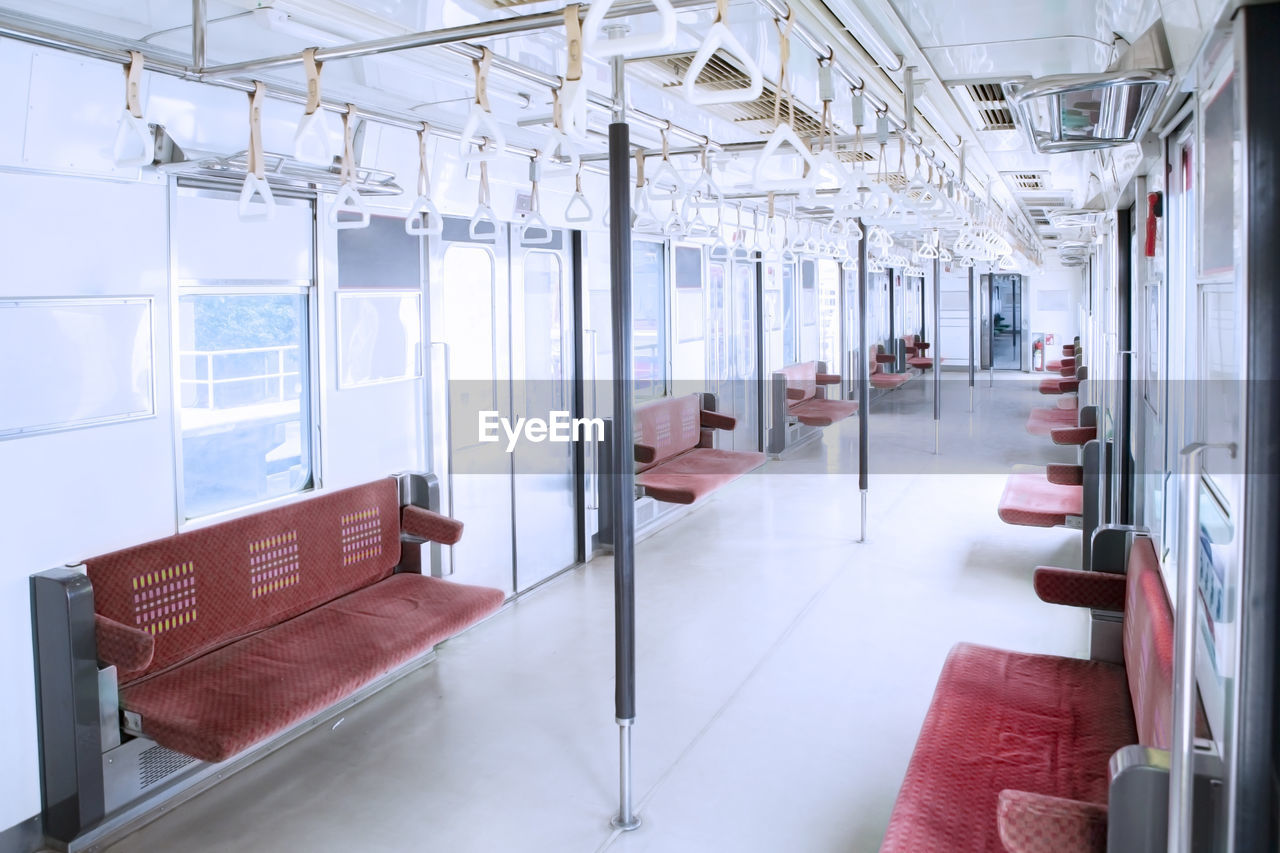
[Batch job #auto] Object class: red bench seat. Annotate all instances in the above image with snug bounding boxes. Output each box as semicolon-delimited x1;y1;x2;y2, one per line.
777;361;858;426
998;470;1083;527
633;394;764;504
882;537;1187;852
870;345;911;389
880;643;1136;853
119;573;502;762
86;479;503;763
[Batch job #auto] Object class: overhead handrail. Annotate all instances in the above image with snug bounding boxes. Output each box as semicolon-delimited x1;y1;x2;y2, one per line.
406;123;443;237
470;158;498;241
582;0;678;60
753;13;817;192
113;50;154;167
293;48;334;166
521;156;554;245
237;81;275;222
558;5;590;140
565;167;594;223
459;48;506;163
330;104;370;230
682;0;763;106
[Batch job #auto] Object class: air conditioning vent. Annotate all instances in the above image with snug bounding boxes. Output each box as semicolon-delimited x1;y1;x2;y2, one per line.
1005;171;1047;191
636;52;826;137
138;745;197;789
961;82;1015;131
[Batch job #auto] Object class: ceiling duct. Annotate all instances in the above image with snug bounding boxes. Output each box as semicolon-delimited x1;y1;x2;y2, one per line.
959;83;1016;131
1003;21;1172;154
634;51;827;137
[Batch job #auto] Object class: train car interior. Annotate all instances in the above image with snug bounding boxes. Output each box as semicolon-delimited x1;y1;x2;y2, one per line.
0;0;1277;851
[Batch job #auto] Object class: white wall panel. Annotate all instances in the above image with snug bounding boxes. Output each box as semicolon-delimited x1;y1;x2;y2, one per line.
0;172;174;831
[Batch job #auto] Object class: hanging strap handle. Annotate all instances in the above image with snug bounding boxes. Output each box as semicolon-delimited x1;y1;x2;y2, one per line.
248;82;266;180
474;47;492;111
238;81;275;221
125;51;144;119
635;148;646;190
341;104;358;184
417;123;432;198
772;12;795;128
565;4;583;83
302;48;323;115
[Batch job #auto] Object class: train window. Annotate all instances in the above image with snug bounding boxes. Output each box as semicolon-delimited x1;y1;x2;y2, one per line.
177;290;314;520
632;241;667;402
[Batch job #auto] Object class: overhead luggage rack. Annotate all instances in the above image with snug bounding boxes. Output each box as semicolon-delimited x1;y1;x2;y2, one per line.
157;148;403;196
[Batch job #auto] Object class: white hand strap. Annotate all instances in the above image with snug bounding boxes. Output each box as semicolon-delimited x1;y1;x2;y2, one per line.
238;81;276;221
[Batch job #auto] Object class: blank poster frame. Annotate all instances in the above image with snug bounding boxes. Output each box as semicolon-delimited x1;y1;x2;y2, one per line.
0;296;156;439
335;289;424;390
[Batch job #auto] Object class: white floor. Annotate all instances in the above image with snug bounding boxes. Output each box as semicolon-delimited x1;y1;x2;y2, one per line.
104;374;1085;853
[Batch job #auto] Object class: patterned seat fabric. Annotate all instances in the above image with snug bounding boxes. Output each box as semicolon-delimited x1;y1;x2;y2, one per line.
85;479;503;762
879;644;1135;852
880;536;1183;852
996;790;1108;853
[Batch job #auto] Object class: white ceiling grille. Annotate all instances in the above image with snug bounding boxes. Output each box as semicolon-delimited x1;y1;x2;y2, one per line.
1005;171;1048;191
961;82;1015;131
637;52;826;137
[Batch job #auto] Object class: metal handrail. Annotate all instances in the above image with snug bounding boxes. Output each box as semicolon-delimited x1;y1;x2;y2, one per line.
1169;441;1235;853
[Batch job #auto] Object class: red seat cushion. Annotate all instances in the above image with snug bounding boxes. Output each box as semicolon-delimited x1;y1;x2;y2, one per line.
880;643;1137;853
788;397;858;426
907;356;933;370
871;371;911;390
998;471;1083;527
635;448;764;504
1026;407;1078;436
120;573;504;762
1039;377;1078;395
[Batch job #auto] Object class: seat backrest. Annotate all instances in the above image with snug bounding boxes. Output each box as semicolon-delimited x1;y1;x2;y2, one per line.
1122;536;1176;748
86;479;402;684
634;393;702;471
777;362;818;404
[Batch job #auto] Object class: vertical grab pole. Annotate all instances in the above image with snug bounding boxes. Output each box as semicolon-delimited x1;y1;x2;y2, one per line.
192;0;207;70
967;265;975;412
933;256;941;454
1169;442;1234;851
857;218;869;542
607;41;640;833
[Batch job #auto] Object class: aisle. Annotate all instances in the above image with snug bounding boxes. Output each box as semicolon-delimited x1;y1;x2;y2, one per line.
105;375;1085;853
